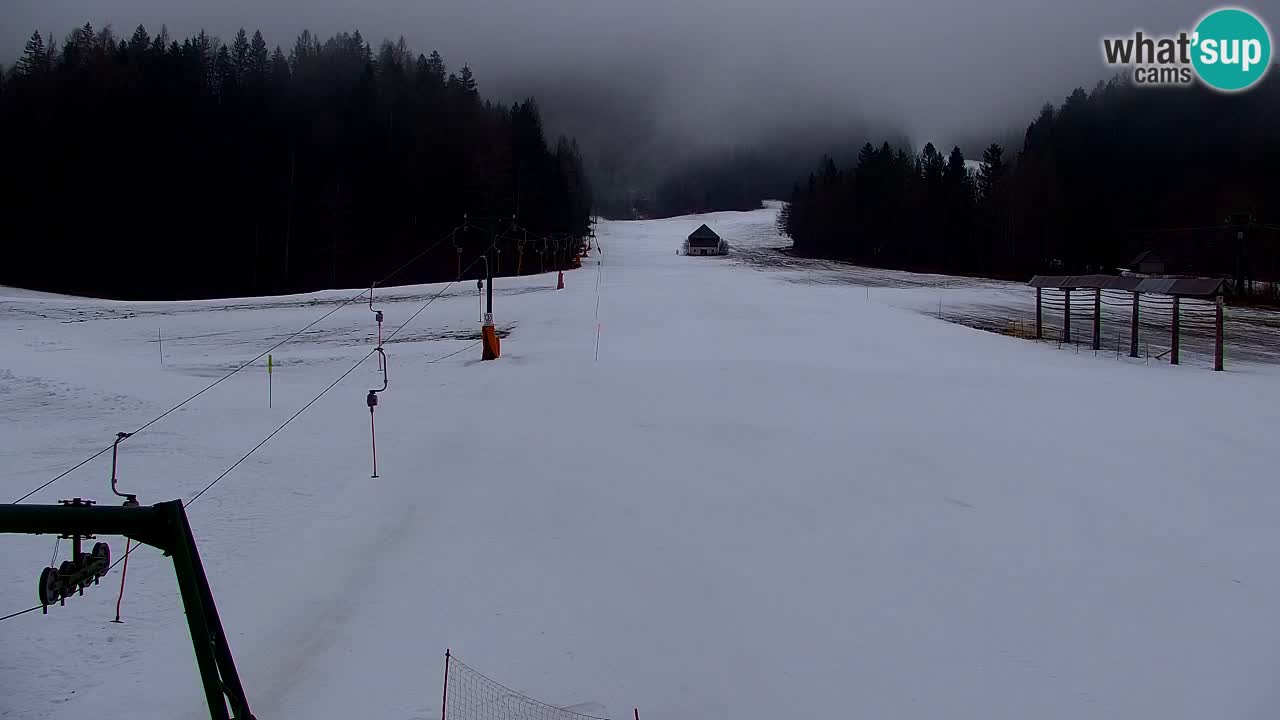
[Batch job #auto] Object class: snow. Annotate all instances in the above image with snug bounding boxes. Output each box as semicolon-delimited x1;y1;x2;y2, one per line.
3;207;1280;720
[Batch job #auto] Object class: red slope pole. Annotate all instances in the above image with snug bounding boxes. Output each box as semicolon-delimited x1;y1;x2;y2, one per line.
369;409;379;479
111;539;132;623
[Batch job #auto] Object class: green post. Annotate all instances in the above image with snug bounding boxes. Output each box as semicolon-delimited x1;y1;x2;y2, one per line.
167;503;232;720
168;502;254;719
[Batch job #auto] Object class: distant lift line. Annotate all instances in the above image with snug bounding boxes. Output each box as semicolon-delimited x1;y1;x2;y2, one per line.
10;222;470;504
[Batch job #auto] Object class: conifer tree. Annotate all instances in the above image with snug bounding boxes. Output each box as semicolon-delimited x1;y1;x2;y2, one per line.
231;28;250;84
249;31;269;82
15;31;48;77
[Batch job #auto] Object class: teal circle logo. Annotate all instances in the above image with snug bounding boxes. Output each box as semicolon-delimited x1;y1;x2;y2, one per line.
1192;8;1272;91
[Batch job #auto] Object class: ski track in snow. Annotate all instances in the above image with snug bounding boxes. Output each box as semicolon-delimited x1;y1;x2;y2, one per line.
3;206;1280;720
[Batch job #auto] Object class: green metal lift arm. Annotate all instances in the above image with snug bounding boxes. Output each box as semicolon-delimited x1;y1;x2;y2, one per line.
0;501;176;552
0;500;255;720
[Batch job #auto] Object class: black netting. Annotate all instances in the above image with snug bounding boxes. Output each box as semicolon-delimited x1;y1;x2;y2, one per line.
444;654;610;720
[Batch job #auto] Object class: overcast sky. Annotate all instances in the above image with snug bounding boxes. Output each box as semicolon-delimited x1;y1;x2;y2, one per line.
5;0;1229;148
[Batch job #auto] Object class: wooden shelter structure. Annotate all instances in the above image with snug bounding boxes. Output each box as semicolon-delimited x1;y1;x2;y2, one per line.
1029;275;1226;370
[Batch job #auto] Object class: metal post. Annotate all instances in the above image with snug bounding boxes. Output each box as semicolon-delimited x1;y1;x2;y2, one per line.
481;251;499;361
486;248;493;315
442;649;451;720
1063;288;1072;344
1235;228;1245;300
167;507;233;720
1092;288;1101;351
1035;288;1043;339
70;532;83;581
1171;296;1180;365
1129;292;1140;358
170;503;254;720
1215;294;1224;371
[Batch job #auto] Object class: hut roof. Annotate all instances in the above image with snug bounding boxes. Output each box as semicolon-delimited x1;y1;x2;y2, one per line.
687;224;720;241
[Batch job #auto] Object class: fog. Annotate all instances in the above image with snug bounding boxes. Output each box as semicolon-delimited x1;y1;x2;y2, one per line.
5;0;1218;161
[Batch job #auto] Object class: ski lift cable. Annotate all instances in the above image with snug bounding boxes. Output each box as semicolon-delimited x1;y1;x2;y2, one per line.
10;298;355;504
0;330;487;625
0;605;42;622
428;339;482;364
11;225;467;505
6;240;496;623
187;242;494;507
383;242;496;345
4;520;146;622
376;225;465;288
185;346;380;506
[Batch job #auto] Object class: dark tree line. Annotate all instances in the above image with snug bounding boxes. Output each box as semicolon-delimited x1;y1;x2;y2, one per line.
779;72;1280;296
0;25;592;299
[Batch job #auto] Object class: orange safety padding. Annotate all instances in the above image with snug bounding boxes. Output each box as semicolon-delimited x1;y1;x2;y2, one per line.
482;324;500;360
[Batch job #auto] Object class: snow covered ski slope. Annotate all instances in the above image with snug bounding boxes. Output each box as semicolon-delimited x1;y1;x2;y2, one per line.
3;207;1280;720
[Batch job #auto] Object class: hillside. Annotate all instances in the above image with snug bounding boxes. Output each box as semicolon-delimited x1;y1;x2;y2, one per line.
3;207;1279;720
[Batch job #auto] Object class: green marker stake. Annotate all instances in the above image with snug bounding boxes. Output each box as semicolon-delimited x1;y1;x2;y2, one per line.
267;354;273;408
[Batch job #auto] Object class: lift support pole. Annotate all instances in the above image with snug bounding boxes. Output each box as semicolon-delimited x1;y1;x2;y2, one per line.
0;500;254;720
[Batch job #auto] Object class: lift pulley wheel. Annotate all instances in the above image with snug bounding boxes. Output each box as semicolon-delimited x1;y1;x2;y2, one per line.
38;566;59;606
92;541;110;578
